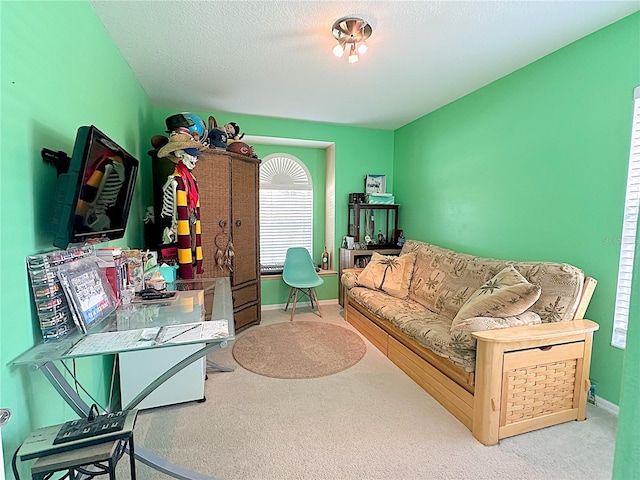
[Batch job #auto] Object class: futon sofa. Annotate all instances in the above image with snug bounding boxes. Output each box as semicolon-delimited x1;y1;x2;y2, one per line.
342;239;598;445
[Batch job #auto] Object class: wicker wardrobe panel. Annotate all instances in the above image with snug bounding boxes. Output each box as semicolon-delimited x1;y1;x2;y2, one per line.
231;158;259;286
193;150;261;332
195;152;230;277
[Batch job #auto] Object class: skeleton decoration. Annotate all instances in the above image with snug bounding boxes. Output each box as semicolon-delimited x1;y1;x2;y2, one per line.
75;151;126;232
156;133;206;279
160;174;179;243
83;161;125;230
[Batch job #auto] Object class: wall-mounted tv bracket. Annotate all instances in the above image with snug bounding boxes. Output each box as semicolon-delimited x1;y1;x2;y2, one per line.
41;148;71;175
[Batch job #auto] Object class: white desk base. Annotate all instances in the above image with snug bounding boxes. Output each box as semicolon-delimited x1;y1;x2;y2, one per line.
119;344;206;409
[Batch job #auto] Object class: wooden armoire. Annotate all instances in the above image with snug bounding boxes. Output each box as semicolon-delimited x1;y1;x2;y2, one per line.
150;148;261;332
194;149;261;332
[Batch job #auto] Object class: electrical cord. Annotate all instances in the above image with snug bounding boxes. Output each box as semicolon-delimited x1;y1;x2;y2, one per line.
60;360;105;413
87;403;99;422
11;447;21;480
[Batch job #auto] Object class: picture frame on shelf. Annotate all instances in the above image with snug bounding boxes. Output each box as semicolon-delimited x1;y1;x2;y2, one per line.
364;174;386;194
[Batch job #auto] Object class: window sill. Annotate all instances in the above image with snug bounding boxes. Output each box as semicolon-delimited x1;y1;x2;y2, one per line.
261;269;337;280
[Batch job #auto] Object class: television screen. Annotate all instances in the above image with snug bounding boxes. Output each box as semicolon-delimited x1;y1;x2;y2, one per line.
50;126;139;249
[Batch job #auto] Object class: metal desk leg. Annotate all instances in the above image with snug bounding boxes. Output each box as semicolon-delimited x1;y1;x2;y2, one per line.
37;342;227;480
207;360;234;372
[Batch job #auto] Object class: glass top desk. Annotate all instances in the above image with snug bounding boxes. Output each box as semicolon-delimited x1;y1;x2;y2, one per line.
11;277;233;480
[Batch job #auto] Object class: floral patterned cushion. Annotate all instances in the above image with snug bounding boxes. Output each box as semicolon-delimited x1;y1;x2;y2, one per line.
449;311;542;361
451;265;541;325
401;240;584;323
347;287;473;371
356;252;416;299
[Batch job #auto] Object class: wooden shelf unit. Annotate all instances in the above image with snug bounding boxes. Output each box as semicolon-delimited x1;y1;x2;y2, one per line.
348;203;399;248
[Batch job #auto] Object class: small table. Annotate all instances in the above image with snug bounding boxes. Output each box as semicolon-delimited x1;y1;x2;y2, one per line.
31;440;128;480
18;410;137;480
11;278;234;480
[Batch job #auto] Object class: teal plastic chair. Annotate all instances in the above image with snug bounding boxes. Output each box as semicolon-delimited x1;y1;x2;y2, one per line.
283;247;324;321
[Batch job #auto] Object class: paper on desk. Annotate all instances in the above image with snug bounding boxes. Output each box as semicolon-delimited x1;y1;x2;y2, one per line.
68;328;160;356
158;320;229;344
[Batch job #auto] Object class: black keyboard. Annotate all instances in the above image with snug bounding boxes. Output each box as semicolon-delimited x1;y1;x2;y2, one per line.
138;289;177;300
53;411;127;445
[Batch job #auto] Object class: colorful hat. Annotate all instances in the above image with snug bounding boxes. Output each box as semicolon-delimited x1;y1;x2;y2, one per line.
157;133;206;160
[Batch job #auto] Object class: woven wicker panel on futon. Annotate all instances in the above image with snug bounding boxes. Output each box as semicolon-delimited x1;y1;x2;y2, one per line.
502;359;577;425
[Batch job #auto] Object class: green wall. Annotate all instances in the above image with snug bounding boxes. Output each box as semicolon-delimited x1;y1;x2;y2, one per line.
0;2;154;477
261;274;339;306
394;13;640;406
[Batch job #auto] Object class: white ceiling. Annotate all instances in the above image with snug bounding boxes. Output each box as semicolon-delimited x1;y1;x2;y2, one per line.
89;1;639;130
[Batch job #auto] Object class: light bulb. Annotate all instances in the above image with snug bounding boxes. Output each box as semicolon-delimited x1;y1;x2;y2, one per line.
348;44;359;63
357;42;368;55
332;44;344;57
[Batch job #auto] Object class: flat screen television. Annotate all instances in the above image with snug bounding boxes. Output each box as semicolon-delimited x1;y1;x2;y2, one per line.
49;125;139;249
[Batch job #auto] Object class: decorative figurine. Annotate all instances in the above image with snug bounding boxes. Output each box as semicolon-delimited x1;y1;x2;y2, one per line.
224;122;244;141
207;116;228;150
165;112;208;146
157;133;207;279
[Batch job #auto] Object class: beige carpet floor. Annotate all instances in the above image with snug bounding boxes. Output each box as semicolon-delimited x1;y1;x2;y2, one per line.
120;303;618;480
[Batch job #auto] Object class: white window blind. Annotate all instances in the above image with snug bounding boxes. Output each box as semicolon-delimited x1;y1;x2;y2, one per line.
259;155;313;267
612;86;640;349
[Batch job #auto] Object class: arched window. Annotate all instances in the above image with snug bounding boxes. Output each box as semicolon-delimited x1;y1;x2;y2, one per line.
259;154;313;269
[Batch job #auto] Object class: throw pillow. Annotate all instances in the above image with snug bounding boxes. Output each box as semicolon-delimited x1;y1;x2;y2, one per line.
356;252;416;299
451;265;541;327
450;311;542;353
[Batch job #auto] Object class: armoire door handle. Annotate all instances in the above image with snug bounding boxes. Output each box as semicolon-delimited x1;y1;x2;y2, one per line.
235;220;242;227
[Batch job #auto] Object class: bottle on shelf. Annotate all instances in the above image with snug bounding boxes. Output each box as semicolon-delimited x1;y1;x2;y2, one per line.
322;247;329;270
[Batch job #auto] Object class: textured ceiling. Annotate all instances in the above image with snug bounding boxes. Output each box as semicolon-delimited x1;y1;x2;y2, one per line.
89;1;639;130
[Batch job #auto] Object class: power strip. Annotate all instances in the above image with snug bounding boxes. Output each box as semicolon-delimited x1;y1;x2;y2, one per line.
53;411;126;445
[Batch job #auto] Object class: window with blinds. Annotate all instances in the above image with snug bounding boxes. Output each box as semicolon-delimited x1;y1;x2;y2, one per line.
612;87;640;349
259;155;313;268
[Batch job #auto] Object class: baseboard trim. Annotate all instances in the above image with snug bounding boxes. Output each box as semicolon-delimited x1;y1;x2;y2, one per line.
261;299;339;311
594;396;619;416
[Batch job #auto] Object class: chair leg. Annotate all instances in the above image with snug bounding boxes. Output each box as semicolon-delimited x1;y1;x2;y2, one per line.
290;288;299;321
284;287;295;312
308;288;316;309
311;288;323;318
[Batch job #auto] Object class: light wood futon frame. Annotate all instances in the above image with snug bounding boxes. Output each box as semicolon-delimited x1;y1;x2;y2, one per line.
344;276;598;445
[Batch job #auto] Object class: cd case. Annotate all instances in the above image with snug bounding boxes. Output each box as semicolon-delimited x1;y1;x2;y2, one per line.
57;257;117;333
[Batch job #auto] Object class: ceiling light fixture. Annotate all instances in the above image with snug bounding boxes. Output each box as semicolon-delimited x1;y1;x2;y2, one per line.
331;16;372;64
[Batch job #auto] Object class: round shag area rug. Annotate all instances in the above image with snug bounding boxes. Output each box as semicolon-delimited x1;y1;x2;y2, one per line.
232;321;367;379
